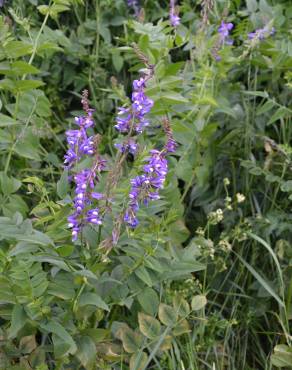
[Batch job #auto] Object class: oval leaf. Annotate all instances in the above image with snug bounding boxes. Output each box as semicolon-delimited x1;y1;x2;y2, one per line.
158;304;177;326
138;312;161;339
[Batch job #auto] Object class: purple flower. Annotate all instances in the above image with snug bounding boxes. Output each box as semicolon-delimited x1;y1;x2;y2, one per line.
124;150;168;227
115;77;153;135
170;0;180;27
218;21;233;37
213;21;234;61
124;208;139;228
248;25;275;41
218;21;234;45
91;192;104;200
87;208;102;225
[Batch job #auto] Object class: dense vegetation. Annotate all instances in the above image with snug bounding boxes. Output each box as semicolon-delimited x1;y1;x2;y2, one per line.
0;0;291;369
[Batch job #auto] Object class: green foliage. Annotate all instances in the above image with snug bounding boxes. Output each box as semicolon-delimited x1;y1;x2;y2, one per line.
0;0;291;369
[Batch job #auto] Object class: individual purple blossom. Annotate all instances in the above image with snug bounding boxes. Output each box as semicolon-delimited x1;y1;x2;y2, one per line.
218;21;234;45
170;0;180;27
86;208;102;225
248;25;275;41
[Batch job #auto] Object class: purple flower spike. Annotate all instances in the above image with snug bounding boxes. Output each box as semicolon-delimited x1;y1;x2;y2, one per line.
115;76;153;135
248;25;275;41
65;90;106;241
124;150;169;228
213;20;234;61
170;0;180;27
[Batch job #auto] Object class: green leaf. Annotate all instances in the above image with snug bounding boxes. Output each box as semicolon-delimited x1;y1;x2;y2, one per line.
57;170;69;198
14;80;45;92
52;333;71;358
0;172;21;195
161;260;205;280
78;292;109;311
40;321;77;355
268;107;290;125
173;295;190;317
8;304;26;339
138;312;161;339
137;287;159;316
191;295;207;311
0;113;19;127
112;53;124;72
159;91;188;104
3;194;28;217
169;219;190;244
120;327;142;353
0;61;40;76
256;100;275;115
246;0;258;12
37;5;50;15
75;336;97;369
135;266;152;287
14;128;40;160
81;328;109;344
173;319;190;336
243;90;268;98
3;41;33;59
130;352;148;370
158;304;177;326
281;180;292;193
271;345;292;367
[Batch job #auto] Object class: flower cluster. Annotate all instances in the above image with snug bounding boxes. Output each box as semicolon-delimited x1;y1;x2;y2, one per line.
64;112;95;168
212;21;234;61
65;91;106;241
123;115;178;228
115;77;154;136
248;25;275;41
124;150;168;227
218;21;233;45
170;0;180;27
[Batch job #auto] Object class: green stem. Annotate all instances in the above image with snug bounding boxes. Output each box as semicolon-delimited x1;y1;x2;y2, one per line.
72;282;86;314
